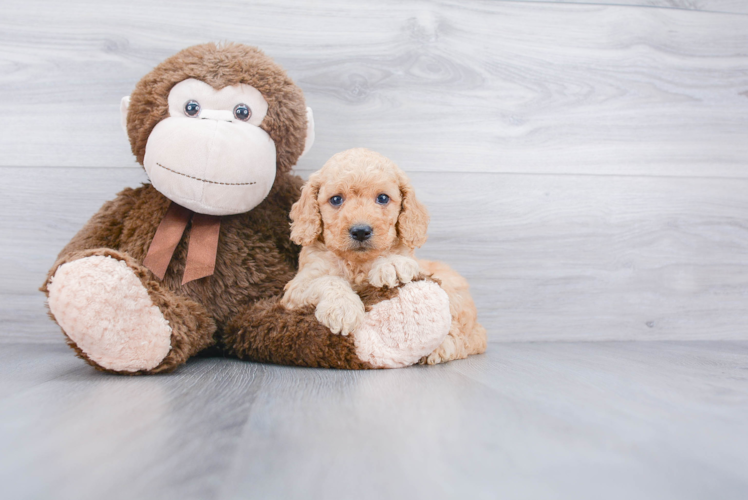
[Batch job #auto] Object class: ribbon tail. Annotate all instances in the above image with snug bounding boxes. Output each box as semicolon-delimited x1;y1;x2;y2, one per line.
182;214;221;285
143;203;192;280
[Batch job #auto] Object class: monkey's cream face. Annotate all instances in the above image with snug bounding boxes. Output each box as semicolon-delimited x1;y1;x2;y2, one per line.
142;78;276;215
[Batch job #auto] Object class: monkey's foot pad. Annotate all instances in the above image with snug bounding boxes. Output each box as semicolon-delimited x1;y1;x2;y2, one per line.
354;280;451;368
47;255;172;372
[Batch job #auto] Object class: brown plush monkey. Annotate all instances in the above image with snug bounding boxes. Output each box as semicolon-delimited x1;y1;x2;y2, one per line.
40;43;451;374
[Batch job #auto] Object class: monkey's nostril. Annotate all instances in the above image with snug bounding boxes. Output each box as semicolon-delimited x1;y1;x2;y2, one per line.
349;225;373;242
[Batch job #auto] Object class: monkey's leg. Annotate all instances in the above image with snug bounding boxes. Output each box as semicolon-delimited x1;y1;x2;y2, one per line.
42;248;215;375
221;278;451;369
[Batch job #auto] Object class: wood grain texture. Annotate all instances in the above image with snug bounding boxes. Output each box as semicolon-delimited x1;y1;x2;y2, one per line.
1;0;747;177
0;344;266;500
0;167;150;342
4;167;747;343
0;341;746;500
512;0;748;15
414;171;748;342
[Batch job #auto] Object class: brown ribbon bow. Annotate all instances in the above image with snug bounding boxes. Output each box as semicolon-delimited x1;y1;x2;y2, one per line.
143;202;222;285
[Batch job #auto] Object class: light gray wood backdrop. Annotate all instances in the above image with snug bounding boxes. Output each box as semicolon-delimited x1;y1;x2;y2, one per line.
1;0;747;342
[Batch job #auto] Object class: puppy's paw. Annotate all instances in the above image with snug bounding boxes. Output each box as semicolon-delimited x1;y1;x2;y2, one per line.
369;255;420;288
315;292;366;336
422;334;462;365
279;290;299;309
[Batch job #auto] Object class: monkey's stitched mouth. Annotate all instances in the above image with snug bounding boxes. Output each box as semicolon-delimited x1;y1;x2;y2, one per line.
156;163;256;186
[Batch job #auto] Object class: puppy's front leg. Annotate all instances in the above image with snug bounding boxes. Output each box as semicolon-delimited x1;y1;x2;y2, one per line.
369;255;420;288
314;277;366;335
283;274;365;336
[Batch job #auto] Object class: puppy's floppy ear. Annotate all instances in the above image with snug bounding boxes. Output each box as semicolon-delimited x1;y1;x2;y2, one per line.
290;174;322;246
396;172;429;249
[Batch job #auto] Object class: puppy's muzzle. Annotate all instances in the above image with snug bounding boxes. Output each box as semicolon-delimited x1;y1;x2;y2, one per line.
349;225;373;242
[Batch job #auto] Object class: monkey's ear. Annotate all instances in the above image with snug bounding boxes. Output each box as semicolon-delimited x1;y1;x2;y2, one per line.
397;172;430;249
120;96;131;136
299;107;315;160
289;174;322;246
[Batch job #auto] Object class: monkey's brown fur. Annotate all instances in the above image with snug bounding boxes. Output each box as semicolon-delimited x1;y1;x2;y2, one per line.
41;43;415;374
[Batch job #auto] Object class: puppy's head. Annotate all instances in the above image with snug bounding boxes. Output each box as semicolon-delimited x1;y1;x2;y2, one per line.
290;148;429;259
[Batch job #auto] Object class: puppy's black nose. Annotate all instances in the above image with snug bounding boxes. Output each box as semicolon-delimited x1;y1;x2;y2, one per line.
350;225;373;242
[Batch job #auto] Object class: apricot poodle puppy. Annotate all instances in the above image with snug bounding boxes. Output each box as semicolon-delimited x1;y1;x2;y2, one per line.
281;148;486;364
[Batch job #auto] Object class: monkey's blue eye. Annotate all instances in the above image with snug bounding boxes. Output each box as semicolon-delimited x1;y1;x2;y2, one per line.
233;103;251;121
184;100;200;117
329;195;344;207
376;194;390;205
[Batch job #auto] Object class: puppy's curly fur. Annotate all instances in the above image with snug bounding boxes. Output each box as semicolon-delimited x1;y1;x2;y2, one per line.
281;148;486;364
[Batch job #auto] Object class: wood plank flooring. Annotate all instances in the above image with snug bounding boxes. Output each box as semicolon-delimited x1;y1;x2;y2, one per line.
0;341;746;500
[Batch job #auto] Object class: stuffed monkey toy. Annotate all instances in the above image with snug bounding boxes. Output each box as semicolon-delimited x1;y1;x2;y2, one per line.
40;43;451;374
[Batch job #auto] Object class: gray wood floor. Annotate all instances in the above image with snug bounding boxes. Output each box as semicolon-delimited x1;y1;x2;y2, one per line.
2;0;747;498
1;341;747;500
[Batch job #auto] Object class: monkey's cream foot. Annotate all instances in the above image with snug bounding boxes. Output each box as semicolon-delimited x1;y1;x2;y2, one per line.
354;280;451;368
47;255;172;372
315;290;366;336
368;255;420;288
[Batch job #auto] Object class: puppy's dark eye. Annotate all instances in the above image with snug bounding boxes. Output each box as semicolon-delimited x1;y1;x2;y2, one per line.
329;195;344;207
376;194;390;205
233;103;252;121
184;100;200;117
